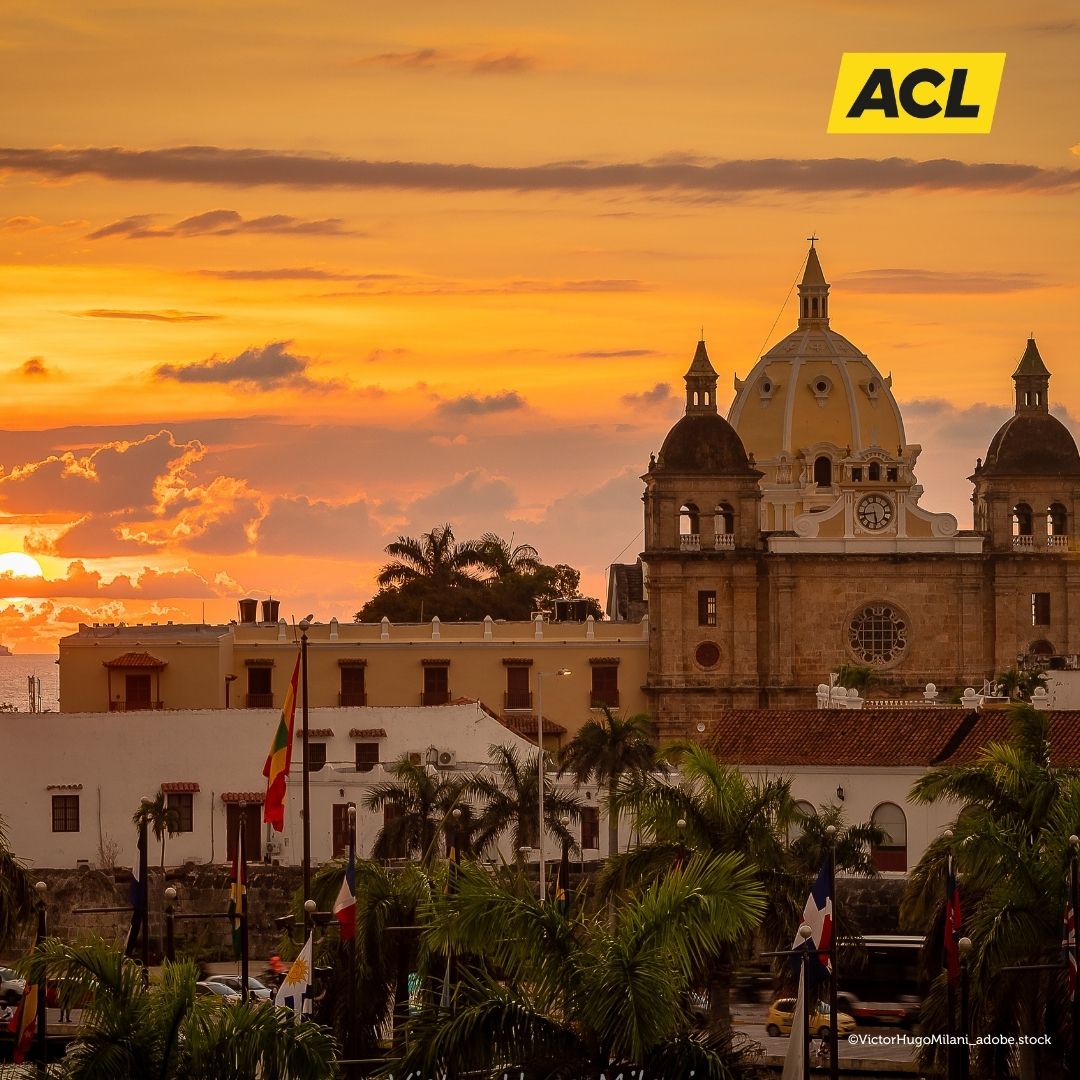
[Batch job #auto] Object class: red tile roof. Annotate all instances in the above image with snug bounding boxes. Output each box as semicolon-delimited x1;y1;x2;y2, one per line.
349;728;387;738
295;728;335;738
498;714;567;740
103;651;167;669
698;708;1080;769
220;791;265;803
160;781;200;793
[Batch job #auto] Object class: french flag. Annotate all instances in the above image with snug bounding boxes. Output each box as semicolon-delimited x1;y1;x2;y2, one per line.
333;845;356;941
792;862;832;986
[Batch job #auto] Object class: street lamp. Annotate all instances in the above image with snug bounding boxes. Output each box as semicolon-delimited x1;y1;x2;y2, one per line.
535;668;571;899
164;886;177;962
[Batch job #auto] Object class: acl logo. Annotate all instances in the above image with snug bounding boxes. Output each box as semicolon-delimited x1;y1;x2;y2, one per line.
828;53;1005;133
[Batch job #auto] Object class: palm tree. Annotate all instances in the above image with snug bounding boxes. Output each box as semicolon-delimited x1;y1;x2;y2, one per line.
559;706;657;856
376;523;487;590
466;744;580;856
18;936;335;1079
994;664;1048;701
363;757;465;865
902;703;1080;1080
132;792;181;870
401;854;767;1080
0;812;34;949
474;532;541;581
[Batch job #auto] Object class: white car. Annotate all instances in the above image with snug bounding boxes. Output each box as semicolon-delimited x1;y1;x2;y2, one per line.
0;967;26;1005
196;980;241;1005
205;975;273;1002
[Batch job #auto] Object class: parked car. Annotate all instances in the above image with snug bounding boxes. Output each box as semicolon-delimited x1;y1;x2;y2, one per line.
0;967;25;1005
196;980;241;1005
205;975;273;1001
836;990;920;1028
765;998;856;1039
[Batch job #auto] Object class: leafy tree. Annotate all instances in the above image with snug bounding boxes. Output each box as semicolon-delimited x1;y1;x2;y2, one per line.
377;523;487;591
363;757;465;866
132;792;181;870
902;703;1080;1080
994;664;1048;701
474;532;541;580
0;812;34;948
558;706;657;856
17;936;335;1079
833;663;876;694
400;854;768;1080
466;744;580;857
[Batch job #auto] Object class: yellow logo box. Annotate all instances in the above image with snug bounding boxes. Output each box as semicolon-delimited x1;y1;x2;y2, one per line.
828;53;1005;133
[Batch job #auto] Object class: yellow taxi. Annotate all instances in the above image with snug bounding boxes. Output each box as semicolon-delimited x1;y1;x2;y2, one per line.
765;998;856;1038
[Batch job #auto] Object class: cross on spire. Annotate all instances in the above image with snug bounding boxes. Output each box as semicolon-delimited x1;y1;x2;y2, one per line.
806;234;818;248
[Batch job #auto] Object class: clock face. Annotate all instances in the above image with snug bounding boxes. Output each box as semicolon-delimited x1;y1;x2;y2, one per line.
857;494;893;531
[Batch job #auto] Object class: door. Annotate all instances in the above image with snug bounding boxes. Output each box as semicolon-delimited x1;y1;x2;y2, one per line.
125;673;152;709
332;803;352;859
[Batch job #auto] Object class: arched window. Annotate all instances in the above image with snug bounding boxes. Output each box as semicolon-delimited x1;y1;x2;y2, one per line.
1049;503;1068;535
692;391;699;406
811;297;819;317
871;802;907;871
868;462;881;482
1029;638;1054;657
704;391;711;406
1013;504;1033;537
715;502;734;537
787;800;817;845
679;503;700;550
814;456;832;487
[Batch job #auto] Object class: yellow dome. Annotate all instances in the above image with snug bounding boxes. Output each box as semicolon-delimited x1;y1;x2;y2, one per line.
727;247;906;458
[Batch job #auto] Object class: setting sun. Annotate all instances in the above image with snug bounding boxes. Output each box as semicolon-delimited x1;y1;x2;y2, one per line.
0;553;44;579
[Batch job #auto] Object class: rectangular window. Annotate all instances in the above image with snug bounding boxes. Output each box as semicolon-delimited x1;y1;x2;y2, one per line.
167;792;194;833
308;742;326;772
246;667;273;708
851;467;863;482
1032;592;1051;626
886;466;899;482
332;803;352;859
383;803;406;859
125;673;152;709
505;666;532;710
581;806;600;849
590;666;619;709
697;590;717;627
356;742;379;773
340;665;366;707
422;665;450;706
52;794;80;833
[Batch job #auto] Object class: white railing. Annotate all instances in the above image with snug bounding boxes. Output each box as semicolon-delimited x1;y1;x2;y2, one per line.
1048;534;1070;550
680;533;701;551
715;532;735;550
1013;534;1033;550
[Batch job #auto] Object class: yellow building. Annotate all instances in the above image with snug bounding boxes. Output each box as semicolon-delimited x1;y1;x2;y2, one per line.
58;606;649;745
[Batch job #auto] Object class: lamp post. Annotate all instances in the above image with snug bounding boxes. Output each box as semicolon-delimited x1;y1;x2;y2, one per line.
164;886;177;962
535;668;570;899
798;922;813;1080
958;935;972;1080
304;897;316;934
34;880;47;1071
299;615;314;905
825;824;839;1080
224;673;237;708
1071;836;1080;1080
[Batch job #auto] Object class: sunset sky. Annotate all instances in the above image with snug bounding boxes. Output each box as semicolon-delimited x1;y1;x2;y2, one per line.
1;1;1078;650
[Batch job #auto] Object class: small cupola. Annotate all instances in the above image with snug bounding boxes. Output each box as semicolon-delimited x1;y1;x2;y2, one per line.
797;238;830;328
684;339;718;415
1012;336;1050;414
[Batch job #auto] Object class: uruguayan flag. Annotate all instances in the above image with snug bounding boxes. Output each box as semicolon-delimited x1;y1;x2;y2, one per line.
274;932;313;1019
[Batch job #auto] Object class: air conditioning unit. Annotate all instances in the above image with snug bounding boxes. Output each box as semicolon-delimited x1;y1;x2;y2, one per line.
436;749;457;768
266;839;283;856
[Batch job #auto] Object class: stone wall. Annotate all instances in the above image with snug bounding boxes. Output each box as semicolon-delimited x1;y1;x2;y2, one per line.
8;863;305;964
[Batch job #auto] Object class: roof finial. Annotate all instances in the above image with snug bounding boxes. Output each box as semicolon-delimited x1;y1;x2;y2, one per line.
806;233;818;248
700;324;704;342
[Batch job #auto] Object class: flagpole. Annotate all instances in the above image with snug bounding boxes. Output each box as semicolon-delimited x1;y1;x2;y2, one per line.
801;929;811;1080
347;803;357;1069
34;880;47;1071
944;833;956;1080
1071;834;1080;1080
300;617;313;908
239;803;250;1004
826;824;839;1080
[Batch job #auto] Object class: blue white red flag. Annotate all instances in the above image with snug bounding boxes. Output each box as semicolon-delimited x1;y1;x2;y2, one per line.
333;845;356;941
792;862;832;986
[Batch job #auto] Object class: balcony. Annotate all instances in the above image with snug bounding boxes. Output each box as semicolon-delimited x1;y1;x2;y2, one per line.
680;533;701;551
1012;534;1033;551
1049;534;1070;550
590;690;620;709
245;693;275;709
339;691;367;707
715;532;735;550
421;689;451;706
109;700;164;712
504;690;533;711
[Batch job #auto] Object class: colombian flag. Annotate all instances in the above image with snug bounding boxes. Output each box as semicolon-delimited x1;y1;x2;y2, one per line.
262;651;301;831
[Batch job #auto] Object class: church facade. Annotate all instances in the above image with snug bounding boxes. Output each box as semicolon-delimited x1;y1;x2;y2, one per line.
611;244;1080;732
